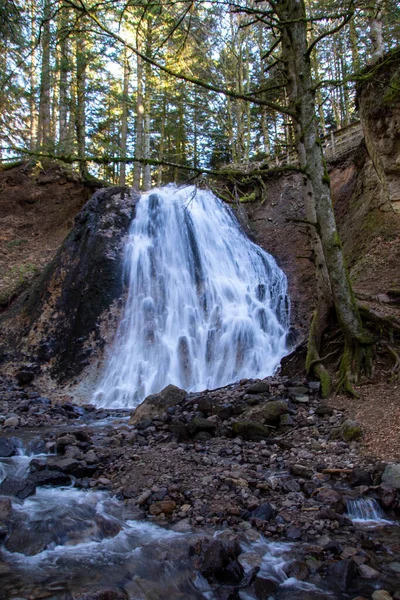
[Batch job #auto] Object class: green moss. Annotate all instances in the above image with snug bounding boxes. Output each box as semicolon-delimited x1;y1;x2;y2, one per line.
318;368;331;399
239;191;257;203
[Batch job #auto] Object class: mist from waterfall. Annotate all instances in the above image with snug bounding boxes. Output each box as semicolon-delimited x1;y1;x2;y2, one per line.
93;185;289;408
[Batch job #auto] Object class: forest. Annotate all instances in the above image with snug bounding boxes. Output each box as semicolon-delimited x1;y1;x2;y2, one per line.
1;1;400;599
1;0;399;184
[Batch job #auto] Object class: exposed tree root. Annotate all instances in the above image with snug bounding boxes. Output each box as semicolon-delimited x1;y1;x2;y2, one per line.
382;341;400;381
358;304;400;333
306;309;332;398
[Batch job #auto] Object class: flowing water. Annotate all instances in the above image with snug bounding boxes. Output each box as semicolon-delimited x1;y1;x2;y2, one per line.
94;185;289;409
346;497;392;525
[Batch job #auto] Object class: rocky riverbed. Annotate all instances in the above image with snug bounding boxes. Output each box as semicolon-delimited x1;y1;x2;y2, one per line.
0;374;400;600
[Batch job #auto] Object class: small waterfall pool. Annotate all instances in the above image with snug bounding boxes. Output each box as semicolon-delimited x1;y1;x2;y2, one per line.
94;185;289;409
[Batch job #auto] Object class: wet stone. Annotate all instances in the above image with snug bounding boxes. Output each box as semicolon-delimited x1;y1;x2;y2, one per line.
0;438;17;457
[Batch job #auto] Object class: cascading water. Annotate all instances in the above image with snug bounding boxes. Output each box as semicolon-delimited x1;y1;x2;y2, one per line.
94;185;289;408
346;498;391;524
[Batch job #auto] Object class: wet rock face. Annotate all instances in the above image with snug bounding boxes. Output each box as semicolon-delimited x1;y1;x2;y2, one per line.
1;187;138;382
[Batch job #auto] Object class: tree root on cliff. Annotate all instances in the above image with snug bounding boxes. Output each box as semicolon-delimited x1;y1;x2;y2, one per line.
306;302;400;396
382;341;400;381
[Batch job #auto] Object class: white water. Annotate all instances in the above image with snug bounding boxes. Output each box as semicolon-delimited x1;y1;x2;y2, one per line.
94;185;289;408
346;497;392;525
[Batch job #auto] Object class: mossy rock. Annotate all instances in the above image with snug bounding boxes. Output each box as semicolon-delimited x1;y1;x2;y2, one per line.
188;417;217;436
232;421;271;440
340;419;363;442
262;400;288;424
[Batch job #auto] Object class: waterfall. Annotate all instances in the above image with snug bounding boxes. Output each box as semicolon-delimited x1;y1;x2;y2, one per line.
93;185;289;408
346;498;391;524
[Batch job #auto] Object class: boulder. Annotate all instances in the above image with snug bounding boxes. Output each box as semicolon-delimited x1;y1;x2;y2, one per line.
315;404;334;417
349;468;372;487
290;464;313;478
74;590;128;600
372;592;393;600
27;470;71;487
3;416;19;428
148;500;176;516
340;419;363;442
246;381;270;394
232;421;271;440
130;385;186;425
187;417;217;437
251;576;278;599
0;498;12;521
250;502;275;521
316;488;345;513
381;464;400;489
0;438;17;457
16;369;35;385
241;400;288;425
261;400;288;424
199;539;244;585
326;558;357;592
0;476;36;499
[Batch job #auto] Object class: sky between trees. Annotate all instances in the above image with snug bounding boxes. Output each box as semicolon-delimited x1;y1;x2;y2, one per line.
0;0;399;186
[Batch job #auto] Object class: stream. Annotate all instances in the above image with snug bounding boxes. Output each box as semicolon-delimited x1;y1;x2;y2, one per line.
1;410;400;600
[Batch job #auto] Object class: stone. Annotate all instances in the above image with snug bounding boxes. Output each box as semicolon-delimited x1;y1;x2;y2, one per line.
27;470;71;487
372;592;393;600
246;381;270;394
316;488;345;513
340;419;363;442
74;590;128;600
358;564;380;579
16;369;35;385
286;526;302;541
3;416;19;428
56;434;78;453
0;498;12;520
285;560;309;580
130;385;186;424
187;417;217;436
231;421;271;440
0;438;17;457
262;400;288;424
288;386;309;396
315;404;334;417
137;490;151;505
290;464;313;478
0;476;36;499
250;503;275;521
293;395;309;404
388;561;400;573
327;558;357;592
308;381;321;391
199;539;244;585
349;468;372;487
148;500;176;515
252;576;278;599
279;414;294;427
381;464;400;489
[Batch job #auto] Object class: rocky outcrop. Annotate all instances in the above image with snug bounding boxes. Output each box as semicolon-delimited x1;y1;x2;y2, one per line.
357;48;400;215
0;186;138;383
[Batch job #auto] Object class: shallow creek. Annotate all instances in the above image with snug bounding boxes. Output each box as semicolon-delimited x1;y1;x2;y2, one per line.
1;413;399;600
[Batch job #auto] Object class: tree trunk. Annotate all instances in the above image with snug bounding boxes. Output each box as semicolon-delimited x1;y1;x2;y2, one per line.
276;0;372;393
58;1;70;153
38;0;52;150
157;92;166;185
133;39;143;190
368;6;384;62
142;33;152;191
119;46;130;186
75;29;88;178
